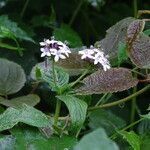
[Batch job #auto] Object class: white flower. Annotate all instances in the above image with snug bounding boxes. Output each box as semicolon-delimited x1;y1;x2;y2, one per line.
78;46;111;71
78;49;95;59
39;38;71;62
51;49;66;62
93;52;111;71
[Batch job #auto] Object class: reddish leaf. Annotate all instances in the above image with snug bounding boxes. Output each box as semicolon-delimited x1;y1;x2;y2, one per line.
77;68;138;94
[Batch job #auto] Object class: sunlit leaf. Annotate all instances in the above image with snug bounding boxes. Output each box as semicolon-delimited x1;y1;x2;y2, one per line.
0;94;40;108
77;68;138;94
142;112;150;120
0;59;26;96
57;95;87;133
0;104;50;131
119;131;141;150
74;128;119;150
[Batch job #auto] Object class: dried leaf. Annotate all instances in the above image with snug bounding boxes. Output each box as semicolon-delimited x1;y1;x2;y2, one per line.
77;68;138;94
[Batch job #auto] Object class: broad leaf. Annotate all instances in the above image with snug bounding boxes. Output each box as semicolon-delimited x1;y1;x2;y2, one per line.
138;119;150;135
74;128;119;150
11;127;77;150
141;134;150;150
89;109;126;135
53;24;83;47
0;59;26;96
142;112;150;120
127;34;150;68
95;17;135;60
77;68;138;94
144;29;150;36
0;104;50;131
126;20;145;45
0;15;34;43
119;131;141;150
57;95;87;132
0;94;40;108
0;135;16;150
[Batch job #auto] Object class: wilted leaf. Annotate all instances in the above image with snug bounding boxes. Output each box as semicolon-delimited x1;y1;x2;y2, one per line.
57;95;87;133
89;109;126;135
53;24;83;47
119;131;141;150
77;68;138;94
0;94;40;108
0;104;50;131
74;128;119;150
95;17;135;60
0;59;26;96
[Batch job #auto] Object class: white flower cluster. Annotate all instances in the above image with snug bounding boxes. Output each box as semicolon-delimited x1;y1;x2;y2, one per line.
40;38;111;71
78;46;111;71
40;38;71;62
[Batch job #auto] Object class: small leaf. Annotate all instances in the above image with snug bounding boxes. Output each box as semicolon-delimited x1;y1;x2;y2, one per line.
57;95;87;133
89;109;126;135
119;131;141;150
0;104;50;131
77;68;138;94
53;24;83;47
0;94;40;108
0;59;26;96
144;29;150;36
74;128;119;150
141;112;150;120
118;42;128;65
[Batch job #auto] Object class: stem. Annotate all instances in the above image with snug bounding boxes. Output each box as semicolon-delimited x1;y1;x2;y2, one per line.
137;10;150;18
69;0;83;26
95;93;108;106
133;0;138;18
111;118;143;140
20;0;30;19
54;100;62;126
88;85;150;111
69;69;88;87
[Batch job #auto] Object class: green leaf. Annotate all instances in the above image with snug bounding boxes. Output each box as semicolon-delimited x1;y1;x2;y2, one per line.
119;131;141;150
141;134;150;150
0;135;16;150
138;119;150;135
53;24;83;47
142;112;150;120
118;42;128;65
57;95;87;133
89;109;126;135
77;68;138;94
0;59;26;96
144;29;150;36
0;15;34;43
74;128;119;150
0;104;50;131
11;127;77;150
0;94;40;108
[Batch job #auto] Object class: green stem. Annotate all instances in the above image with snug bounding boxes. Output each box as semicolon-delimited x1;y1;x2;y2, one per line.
111;118;143;140
54;100;62;126
20;0;30;19
88;85;150;111
69;69;88;87
95;93;108;106
69;0;84;26
133;0;138;18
